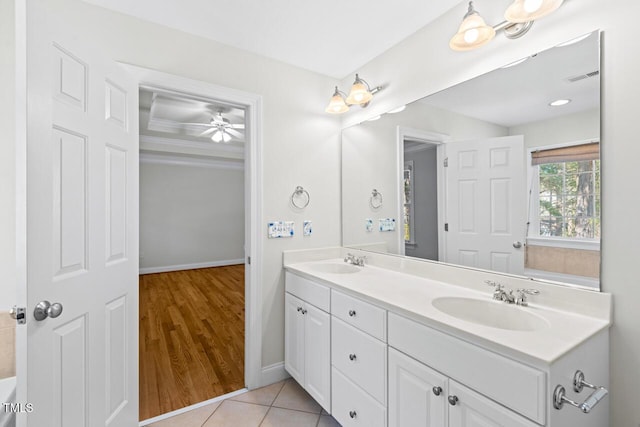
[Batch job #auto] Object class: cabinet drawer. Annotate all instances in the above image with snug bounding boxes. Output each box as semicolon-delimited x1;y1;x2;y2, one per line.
332;317;386;404
332;290;386;341
285;272;330;312
388;313;545;424
332;368;386;427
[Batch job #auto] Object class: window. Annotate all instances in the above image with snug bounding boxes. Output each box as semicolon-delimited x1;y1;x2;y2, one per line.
530;142;600;240
403;161;415;244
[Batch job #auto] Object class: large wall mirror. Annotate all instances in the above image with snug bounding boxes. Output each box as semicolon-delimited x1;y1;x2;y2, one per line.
342;31;601;290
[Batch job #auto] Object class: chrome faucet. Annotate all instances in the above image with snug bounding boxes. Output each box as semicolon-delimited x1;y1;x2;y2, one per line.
344;253;366;266
485;281;539;306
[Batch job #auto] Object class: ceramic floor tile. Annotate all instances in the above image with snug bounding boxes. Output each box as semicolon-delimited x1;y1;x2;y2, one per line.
272;379;322;414
148;401;221;427
229;381;286;406
317;414;342;427
203;400;269;427
259;407;320;427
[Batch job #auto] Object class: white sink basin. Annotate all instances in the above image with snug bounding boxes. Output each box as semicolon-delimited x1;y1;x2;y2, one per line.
307;262;361;274
431;297;549;331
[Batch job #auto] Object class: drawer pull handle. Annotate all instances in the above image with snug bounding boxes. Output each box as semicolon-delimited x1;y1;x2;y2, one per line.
349;353;357;361
448;395;459;406
348;309;356;317
432;386;442;396
349;410;357;419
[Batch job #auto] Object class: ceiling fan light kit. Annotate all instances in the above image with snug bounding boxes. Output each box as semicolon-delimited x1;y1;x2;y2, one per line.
450;0;563;52
325;74;381;115
186;110;245;143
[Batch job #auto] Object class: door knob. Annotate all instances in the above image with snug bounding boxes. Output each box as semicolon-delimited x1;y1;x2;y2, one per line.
513;241;523;249
34;301;63;321
432;386;442;396
448;395;459;406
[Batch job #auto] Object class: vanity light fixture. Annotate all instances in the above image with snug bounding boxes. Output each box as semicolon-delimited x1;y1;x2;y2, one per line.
325;86;350;114
450;0;563;52
549;99;571;107
325;74;381;114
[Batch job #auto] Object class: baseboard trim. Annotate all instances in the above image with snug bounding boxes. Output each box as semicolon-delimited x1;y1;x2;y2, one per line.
260;362;290;387
139;259;245;275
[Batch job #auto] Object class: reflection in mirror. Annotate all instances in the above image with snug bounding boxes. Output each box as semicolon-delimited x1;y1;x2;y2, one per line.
341;31;600;289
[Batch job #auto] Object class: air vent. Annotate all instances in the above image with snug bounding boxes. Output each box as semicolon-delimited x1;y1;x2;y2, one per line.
566;70;600;83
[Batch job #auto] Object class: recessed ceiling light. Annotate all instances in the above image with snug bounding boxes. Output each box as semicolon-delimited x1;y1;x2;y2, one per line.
388;105;406;114
367;115;382;121
549;99;571;107
501;57;529;69
556;33;591;47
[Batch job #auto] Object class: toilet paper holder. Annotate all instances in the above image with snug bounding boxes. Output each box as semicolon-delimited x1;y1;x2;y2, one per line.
553;370;608;413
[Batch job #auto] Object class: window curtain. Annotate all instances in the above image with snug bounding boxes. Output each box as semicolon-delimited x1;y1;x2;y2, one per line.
531;142;599;165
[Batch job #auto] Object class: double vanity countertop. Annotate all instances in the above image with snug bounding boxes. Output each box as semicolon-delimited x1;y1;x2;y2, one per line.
284;257;611;366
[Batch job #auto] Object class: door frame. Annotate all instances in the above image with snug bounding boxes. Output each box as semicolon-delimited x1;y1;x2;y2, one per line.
119;64;263;391
396;127;449;260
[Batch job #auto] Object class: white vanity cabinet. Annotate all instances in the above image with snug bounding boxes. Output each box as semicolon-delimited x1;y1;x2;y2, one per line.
388;312;543;426
331;290;388;427
389;348;539;427
284;272;331;412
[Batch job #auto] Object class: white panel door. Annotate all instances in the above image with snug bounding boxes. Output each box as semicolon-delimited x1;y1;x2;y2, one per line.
284;293;305;385
448;381;539;427
444;136;525;274
304;304;331;413
20;1;138;425
388;348;447;427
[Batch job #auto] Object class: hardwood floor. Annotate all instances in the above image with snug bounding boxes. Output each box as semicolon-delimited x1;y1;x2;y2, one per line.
139;265;245;421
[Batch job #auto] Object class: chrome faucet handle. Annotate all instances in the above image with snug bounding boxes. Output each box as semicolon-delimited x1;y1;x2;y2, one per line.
515;288;540;306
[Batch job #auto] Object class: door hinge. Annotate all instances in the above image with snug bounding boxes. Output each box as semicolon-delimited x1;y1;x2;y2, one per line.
444;157;449;167
247;256;251;265
444;223;449;232
9;306;26;325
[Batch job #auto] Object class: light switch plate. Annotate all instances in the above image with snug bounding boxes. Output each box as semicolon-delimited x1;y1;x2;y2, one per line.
379;218;396;232
365;218;373;232
268;221;295;238
303;220;312;236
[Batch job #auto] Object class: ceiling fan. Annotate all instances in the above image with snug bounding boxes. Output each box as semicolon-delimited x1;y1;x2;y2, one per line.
184;111;245;143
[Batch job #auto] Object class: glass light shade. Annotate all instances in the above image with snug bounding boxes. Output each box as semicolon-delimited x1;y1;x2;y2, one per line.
211;130;223;143
449;13;496;51
325;87;349;114
346;77;373;105
504;0;564;23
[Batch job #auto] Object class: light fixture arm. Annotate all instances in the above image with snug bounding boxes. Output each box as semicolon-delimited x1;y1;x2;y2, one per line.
354;74;382;97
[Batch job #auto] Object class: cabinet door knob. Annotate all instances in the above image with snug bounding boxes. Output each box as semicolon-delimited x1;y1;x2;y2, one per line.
301;309;307;314
349;410;357;419
349;353;357;361
297;306;302;312
432;386;442;396
348;309;356;317
448;395;459;406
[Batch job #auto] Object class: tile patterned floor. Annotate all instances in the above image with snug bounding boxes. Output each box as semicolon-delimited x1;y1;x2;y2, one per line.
148;379;341;427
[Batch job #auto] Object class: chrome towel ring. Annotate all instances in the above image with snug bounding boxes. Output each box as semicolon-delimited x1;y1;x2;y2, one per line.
370;189;383;209
291;186;310;209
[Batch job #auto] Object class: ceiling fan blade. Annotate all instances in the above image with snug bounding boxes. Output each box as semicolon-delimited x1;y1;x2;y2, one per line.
198;128;216;137
229;124;245;129
181;122;212;127
227;128;244;138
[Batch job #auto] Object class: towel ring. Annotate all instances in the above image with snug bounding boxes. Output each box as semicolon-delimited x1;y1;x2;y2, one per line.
370;189;383;209
291;186;310;209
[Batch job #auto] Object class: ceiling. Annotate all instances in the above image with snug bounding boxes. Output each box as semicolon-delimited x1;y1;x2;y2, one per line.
419;31;600;127
139;88;246;163
81;0;461;78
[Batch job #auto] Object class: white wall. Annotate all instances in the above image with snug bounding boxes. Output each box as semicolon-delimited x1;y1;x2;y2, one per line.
0;0;16;311
139;160;245;272
405;146;438;260
31;0;343;373
342;1;640;425
509;108;600;149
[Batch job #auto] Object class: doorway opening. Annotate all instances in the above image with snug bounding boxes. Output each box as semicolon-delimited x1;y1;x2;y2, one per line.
137;86;248;421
